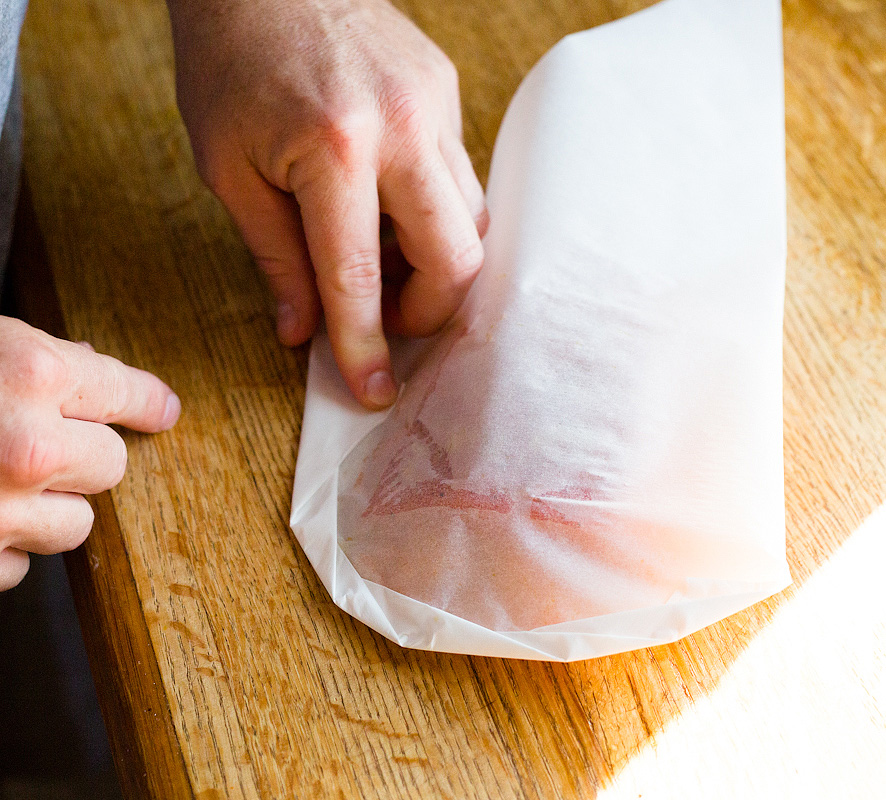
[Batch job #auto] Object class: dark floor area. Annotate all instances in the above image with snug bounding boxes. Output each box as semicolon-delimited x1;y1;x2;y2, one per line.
0;554;123;800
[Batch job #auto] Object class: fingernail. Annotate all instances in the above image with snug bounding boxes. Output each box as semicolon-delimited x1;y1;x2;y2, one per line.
276;302;298;344
162;393;182;429
475;207;491;237
364;370;398;408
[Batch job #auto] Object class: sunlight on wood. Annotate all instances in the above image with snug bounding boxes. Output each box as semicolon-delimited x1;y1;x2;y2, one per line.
602;504;886;799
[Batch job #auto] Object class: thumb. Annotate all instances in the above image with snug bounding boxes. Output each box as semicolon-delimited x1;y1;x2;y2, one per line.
215;165;321;347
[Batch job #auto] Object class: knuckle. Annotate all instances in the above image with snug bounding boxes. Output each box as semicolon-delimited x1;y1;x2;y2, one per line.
438;56;460;91
255;254;294;282
0;548;29;591
316;108;374;167
384;89;425;140
444;237;485;284
68;500;95;551
5;340;66;398
2;428;62;488
103;363;132;422
190;137;233;198
107;435;129;488
0;504;13;539
328;254;382;301
194;149;226;197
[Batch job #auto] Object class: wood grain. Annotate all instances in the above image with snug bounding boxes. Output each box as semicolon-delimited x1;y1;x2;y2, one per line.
7;180;195;800
15;0;886;797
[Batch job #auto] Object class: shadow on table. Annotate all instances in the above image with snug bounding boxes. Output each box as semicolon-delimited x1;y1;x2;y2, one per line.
0;554;123;800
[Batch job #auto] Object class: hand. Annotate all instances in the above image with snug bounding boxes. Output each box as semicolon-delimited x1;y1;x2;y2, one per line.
167;0;488;409
0;317;180;591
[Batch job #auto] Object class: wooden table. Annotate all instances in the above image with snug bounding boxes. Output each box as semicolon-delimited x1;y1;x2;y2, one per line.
13;0;886;796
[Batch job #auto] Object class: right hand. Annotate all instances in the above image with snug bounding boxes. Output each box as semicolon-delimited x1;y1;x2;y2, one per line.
168;0;489;410
0;317;180;591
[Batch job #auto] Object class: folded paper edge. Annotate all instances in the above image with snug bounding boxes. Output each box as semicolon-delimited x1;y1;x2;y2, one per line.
288;0;792;662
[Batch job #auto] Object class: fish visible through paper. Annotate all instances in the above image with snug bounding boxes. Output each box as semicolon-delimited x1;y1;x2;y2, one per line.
292;0;791;658
337;247;768;632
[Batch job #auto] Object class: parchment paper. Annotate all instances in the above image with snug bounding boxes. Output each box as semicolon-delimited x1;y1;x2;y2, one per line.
290;0;791;661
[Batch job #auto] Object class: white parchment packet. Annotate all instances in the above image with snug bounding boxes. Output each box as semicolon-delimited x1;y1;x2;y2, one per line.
290;0;791;661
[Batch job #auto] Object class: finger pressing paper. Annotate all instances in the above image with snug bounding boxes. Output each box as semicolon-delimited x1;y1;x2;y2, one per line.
291;0;790;662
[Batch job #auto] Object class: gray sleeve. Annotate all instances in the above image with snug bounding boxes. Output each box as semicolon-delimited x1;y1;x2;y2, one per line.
0;0;30;279
0;68;23;278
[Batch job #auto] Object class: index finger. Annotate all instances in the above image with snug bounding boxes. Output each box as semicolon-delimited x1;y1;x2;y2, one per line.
58;341;181;433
